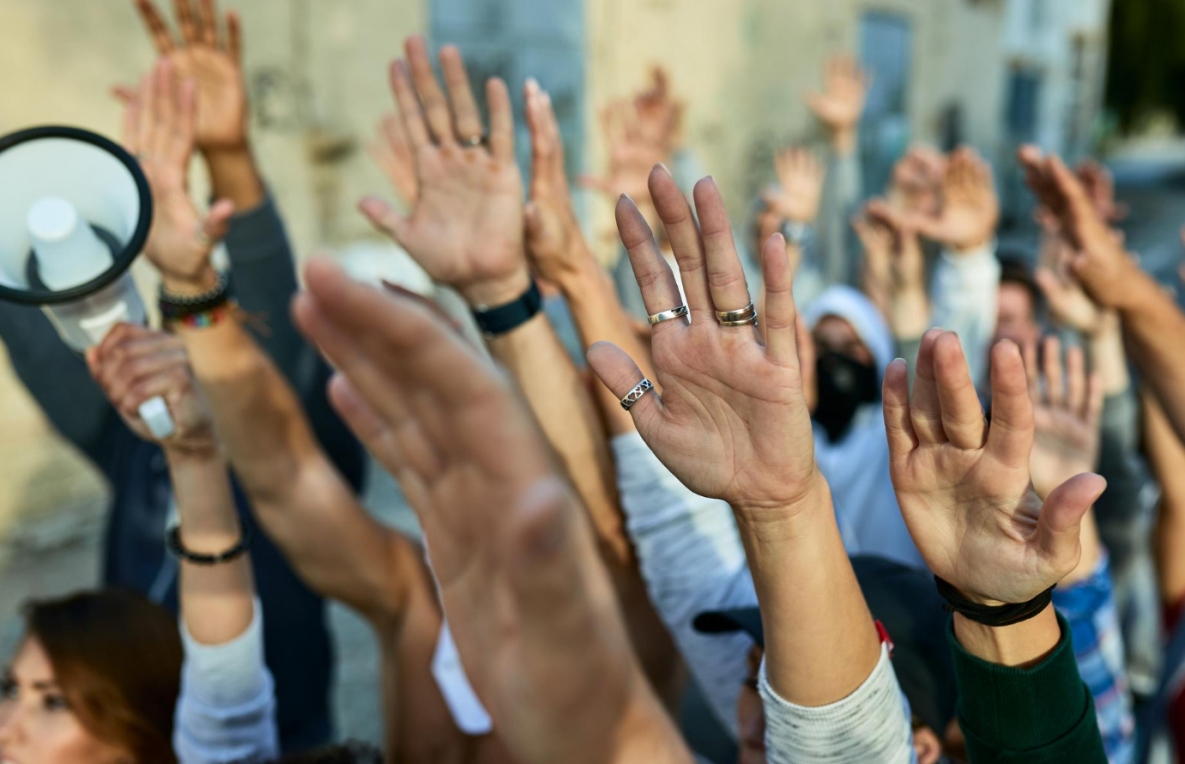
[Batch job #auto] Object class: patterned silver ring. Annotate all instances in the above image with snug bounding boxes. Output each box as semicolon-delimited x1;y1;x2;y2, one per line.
648;305;689;326
620;378;654;411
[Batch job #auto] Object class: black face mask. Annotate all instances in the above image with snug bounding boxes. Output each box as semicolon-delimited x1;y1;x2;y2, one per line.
813;350;880;442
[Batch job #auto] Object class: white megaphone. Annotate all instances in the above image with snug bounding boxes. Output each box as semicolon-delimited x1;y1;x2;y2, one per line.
0;126;174;439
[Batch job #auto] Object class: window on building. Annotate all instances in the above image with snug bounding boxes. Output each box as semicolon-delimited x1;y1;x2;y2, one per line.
430;0;585;181
858;11;913;199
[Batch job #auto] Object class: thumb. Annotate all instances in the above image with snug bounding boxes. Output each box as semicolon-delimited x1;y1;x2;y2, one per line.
359;195;410;244
200;198;236;248
524;200;543;239
1035;473;1106;565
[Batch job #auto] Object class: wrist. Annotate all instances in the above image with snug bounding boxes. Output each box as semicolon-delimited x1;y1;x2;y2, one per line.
164;441;223;466
953;603;1060;667
461;267;534;309
202;145;265;211
161;264;220;297
731;468;832;536
831;127;857;156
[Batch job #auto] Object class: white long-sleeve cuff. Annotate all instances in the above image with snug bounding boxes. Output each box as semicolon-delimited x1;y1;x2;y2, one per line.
180;598;268;708
760;643;916;764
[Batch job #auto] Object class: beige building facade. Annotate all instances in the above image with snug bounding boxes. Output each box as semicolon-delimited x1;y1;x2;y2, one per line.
0;0;1110;536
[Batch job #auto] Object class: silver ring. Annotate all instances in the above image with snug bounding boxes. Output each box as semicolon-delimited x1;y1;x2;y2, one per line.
620;379;654;411
461;134;486;148
648;305;689;326
715;303;756;323
719;316;758;327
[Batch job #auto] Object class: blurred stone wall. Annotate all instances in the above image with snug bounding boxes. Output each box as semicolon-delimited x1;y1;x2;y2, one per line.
0;0;1108;544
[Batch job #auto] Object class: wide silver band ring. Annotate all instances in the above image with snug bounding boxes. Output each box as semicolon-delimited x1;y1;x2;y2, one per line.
715;302;757;323
620;379;654;411
719;316;758;327
648;305;689;326
461;134;486;148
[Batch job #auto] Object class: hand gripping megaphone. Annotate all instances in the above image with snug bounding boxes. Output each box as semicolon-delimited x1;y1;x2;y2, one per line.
0;126;174;439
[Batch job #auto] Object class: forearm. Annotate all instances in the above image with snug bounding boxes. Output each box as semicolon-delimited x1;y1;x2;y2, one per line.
1142;390;1185;606
168;447;254;647
735;475;880;706
487;305;631;566
929;245;1000;388
951;607;1107;763
203;146;265;212
558;256;657;436
613;432;754;734
1086;316;1129;397
179;317;402;620
1120;277;1185;443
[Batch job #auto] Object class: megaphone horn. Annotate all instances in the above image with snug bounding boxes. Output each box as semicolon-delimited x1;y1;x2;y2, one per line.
0;125;174;439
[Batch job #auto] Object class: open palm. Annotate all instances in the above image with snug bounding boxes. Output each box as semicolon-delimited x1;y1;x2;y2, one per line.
293;259;690;764
588;167;818;512
883;331;1105;605
131;0;248;152
360;38;527;307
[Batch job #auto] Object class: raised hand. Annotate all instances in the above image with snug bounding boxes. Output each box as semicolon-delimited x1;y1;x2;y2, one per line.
883;331;1106;605
1076;159;1127;223
586;166;820;515
580;99;666;205
887;144;946;218
367;113;420;209
1024;337;1104;501
86;323;215;452
291;260;690;764
804;54;868;153
764;147;825;224
1034;241;1109;336
359;36;528;308
907;147;999;252
632;66;684;158
129;0;248;153
864;200;928;338
1020;146;1143;311
121;59;234;292
523;78;586;286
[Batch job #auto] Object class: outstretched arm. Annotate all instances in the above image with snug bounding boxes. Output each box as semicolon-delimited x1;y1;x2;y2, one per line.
87;325;278;763
1021;146;1185;444
590;173;912;761
883;331;1108;762
358;39;680;698
293;259;693;764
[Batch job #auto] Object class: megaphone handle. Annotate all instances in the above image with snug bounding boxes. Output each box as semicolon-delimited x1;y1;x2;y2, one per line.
138;396;176;440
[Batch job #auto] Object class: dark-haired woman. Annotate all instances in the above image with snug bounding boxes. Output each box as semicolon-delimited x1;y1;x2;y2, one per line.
0;327;278;764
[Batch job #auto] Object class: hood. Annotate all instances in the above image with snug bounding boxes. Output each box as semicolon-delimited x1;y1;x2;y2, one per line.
804;285;894;380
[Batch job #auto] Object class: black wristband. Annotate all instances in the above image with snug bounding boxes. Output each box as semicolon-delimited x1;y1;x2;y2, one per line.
471;279;542;337
166;525;251;566
934;576;1054;627
160;272;232;320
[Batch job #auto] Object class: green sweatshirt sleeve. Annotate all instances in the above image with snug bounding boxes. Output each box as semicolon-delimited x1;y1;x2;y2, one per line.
948;613;1106;763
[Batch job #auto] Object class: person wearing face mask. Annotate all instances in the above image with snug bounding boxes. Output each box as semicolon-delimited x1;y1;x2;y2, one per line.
806;285;925;569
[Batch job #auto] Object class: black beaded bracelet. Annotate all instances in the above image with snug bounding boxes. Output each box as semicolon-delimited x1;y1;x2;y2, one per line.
934;576;1054;627
160;272;232;320
166;525;252;566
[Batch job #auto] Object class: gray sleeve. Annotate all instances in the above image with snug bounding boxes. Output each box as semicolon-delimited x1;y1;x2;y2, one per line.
612;432;756;739
928;245;1000;390
223;194;306;382
760;644;916;764
174;600;280;764
818;151;861;288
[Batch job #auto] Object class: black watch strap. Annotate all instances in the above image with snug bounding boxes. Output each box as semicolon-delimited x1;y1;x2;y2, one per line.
472;279;542;337
934;576;1054;627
